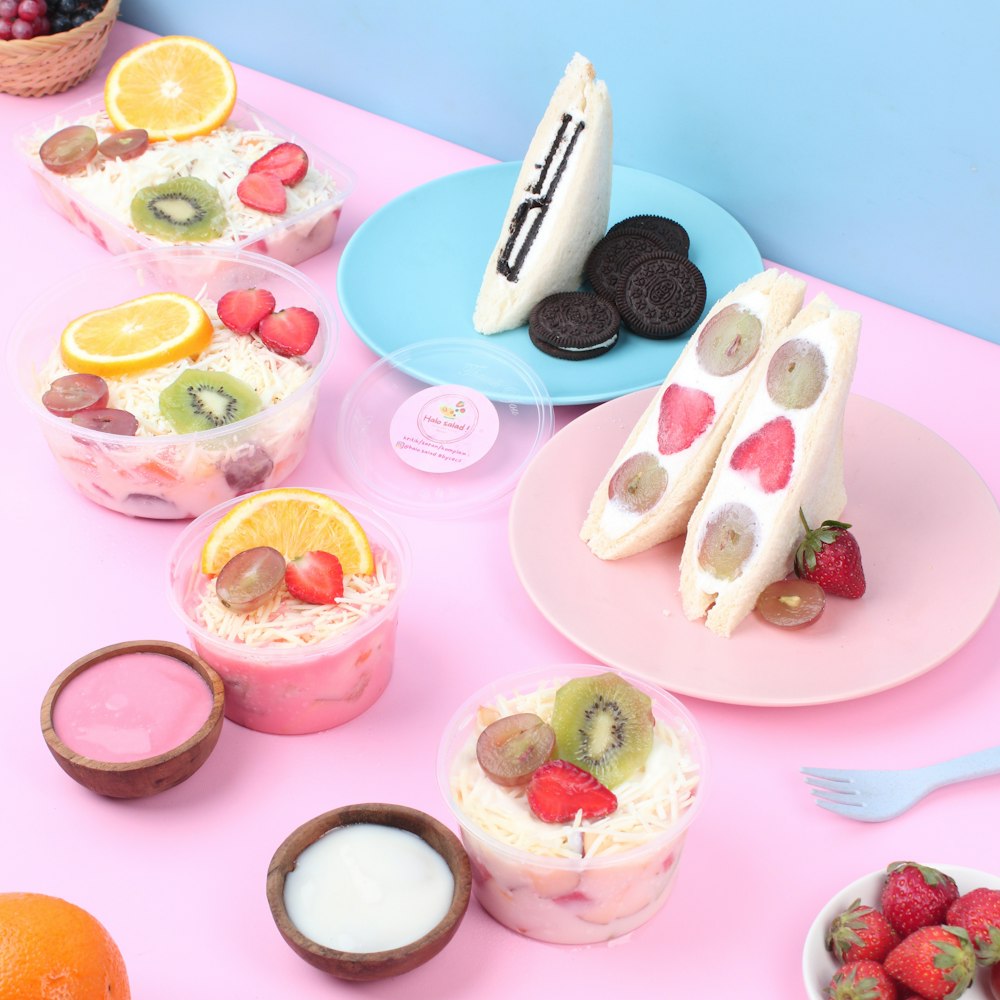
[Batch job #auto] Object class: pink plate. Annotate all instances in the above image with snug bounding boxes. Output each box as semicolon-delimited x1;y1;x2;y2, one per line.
508;391;1000;706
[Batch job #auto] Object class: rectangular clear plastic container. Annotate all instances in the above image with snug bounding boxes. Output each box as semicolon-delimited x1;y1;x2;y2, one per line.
13;95;355;267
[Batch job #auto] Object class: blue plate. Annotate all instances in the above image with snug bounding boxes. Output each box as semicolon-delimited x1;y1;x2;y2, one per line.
338;162;763;406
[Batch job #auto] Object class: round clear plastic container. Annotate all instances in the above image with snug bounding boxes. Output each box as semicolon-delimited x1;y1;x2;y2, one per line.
167;489;409;735
10;247;336;519
334;339;553;517
437;664;708;944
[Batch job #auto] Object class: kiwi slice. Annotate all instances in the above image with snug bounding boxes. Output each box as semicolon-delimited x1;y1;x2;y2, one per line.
131;176;227;242
550;673;654;788
159;369;262;433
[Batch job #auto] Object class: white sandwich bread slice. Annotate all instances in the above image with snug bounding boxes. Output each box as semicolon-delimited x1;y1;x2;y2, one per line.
678;293;861;637
473;53;613;334
580;269;806;560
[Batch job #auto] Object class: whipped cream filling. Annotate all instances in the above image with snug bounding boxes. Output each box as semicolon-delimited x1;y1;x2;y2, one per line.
450;682;700;860
598;289;771;540
693;321;837;595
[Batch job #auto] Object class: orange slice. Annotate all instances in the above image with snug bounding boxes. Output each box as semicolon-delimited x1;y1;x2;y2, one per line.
201;488;374;577
60;293;213;377
104;36;237;142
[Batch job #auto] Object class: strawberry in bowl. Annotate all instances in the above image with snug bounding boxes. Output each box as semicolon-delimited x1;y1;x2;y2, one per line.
804;862;1000;999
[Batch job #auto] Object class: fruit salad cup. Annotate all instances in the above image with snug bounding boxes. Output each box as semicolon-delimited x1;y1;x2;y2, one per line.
437;664;707;944
15;95;355;267
167;490;409;735
10;247;335;519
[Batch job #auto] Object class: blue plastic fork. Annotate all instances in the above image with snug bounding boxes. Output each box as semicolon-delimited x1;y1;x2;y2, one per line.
802;745;1000;822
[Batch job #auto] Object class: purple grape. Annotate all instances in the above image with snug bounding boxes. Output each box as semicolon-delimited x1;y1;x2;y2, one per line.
222;444;274;494
216;546;286;613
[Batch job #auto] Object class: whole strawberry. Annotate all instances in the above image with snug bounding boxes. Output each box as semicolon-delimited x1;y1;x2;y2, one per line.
881;862;960;937
883;925;975;999
827;898;899;963
795;508;866;598
826;960;898;1000
947;887;1000;965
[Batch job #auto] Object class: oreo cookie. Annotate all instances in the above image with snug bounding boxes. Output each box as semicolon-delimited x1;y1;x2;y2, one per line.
529;292;621;360
584;228;673;302
616;252;707;339
607;215;690;257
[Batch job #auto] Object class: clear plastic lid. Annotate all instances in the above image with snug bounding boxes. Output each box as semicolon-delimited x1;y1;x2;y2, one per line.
334;339;554;517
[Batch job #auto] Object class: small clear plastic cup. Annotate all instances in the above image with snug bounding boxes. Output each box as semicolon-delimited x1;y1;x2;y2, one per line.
167;489;409;735
10;247;336;519
437;664;708;944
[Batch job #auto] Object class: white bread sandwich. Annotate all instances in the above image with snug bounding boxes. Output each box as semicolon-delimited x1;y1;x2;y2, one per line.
580;269;806;559
473;53;613;334
678;293;861;637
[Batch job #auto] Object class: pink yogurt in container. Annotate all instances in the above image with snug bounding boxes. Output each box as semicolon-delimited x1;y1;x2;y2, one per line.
52;650;213;762
167;490;409;735
40;639;226;798
438;664;708;944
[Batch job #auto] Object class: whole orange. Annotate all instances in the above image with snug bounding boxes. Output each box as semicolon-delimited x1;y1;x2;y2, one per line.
0;892;130;999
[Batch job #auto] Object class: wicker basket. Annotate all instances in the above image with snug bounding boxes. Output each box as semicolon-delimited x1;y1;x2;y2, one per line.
0;0;121;98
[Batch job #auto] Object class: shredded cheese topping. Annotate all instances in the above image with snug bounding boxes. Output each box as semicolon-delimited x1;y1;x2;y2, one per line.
451;683;701;860
194;549;396;648
37;301;313;437
27;109;338;244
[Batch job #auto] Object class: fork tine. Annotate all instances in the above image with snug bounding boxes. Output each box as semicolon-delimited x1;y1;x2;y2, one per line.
810;787;859;805
803;775;857;793
814;797;867;819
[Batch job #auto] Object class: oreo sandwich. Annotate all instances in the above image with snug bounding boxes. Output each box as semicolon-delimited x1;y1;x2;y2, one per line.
529;292;621;360
607;215;690;257
615;252;707;339
473;54;613;334
584;228;673;302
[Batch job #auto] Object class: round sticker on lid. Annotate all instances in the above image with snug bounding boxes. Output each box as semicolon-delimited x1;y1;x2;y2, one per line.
388;384;500;473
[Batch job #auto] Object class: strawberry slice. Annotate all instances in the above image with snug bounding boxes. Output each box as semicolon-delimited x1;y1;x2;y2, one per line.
285;551;345;604
248;142;309;186
729;416;795;493
237;171;287;214
258;306;320;357
216;287;276;335
657;384;715;455
526;760;617;824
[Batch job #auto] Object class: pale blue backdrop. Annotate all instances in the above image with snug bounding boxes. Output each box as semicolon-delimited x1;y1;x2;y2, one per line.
121;0;998;345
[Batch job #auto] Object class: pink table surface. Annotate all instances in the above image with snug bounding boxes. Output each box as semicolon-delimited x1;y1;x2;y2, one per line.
2;22;999;999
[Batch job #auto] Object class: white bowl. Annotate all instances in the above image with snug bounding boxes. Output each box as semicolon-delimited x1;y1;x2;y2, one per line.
802;863;1000;998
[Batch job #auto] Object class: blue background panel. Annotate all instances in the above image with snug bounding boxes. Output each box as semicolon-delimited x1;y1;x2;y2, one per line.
121;0;998;344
